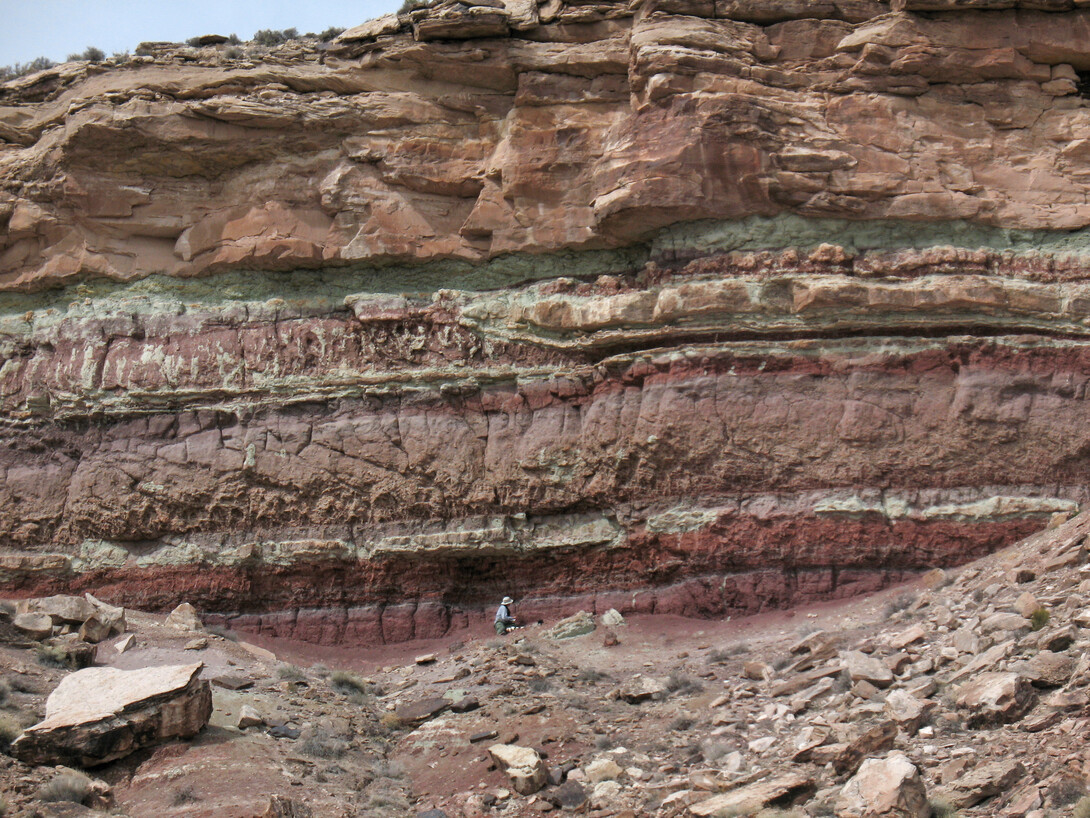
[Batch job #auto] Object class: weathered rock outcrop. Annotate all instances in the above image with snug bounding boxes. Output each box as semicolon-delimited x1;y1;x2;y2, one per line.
3;0;1090;641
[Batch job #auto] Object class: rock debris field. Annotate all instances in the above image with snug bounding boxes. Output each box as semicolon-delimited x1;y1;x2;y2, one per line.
3;511;1090;816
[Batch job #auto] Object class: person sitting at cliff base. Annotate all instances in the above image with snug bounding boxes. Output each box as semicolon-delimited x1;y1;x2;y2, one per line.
494;596;517;635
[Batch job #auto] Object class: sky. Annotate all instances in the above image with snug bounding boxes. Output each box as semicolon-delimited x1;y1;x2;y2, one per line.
0;0;401;67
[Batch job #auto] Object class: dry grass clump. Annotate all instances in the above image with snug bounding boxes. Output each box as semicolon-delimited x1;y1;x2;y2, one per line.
665;671;703;696
330;671;370;696
38;772;92;804
276;663;305;681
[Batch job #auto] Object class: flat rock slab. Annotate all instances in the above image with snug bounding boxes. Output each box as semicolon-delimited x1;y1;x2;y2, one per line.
396;697;450;726
11;662;211;767
690;774;815;816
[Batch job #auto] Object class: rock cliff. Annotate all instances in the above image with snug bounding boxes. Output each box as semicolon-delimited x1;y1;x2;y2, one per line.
3;0;1090;642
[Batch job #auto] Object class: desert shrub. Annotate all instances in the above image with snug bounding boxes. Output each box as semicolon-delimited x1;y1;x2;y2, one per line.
276;663;305;681
1031;607;1051;631
227;33;241;44
0;714;20;750
666;671;703;696
0;57;56;82
593;734;613;750
224;47;244;60
185;37;203;47
576;667;609;683
670;715;695;731
319;26;346;41
310;663;330;678
700;738;733;763
253;29;289;46
708;643;750;664
330;671;369;695
929;797;958;818
528;676;551;693
1073;796;1090;818
67;46;105;62
1047;774;1087;807
795;624;820;638
882;591;917;619
398;0;430;11
35;644;68;668
300;731;349;759
0;678;10;707
172;786;200;805
771;655;793;671
379;712;401;730
111;51;130;61
38;772;92;804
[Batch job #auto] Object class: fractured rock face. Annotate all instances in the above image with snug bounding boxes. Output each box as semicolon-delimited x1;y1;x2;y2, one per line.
10;663;212;766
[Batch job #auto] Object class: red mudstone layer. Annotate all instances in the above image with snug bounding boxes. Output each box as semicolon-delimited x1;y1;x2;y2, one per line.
0;516;1044;644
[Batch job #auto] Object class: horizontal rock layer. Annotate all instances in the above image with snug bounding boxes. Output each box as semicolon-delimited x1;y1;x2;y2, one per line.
4;0;1090;640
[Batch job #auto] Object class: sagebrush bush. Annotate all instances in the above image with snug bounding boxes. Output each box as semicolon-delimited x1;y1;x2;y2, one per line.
300;731;348;759
276;663;305;681
665;671;703;696
35;644;68;668
67;46;104;62
330;671;369;695
38;773;92;804
0;714;20;750
253;28;298;46
319;26;345;41
172;785;200;805
929;797;958;818
0;57;55;82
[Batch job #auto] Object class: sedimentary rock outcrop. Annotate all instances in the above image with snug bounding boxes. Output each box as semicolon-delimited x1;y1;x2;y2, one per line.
3;0;1090;640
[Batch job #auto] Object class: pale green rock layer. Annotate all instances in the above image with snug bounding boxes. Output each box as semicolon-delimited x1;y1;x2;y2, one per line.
4;214;1090;320
0;487;1079;579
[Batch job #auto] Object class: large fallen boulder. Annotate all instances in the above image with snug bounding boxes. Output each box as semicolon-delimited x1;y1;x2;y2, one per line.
11;663;211;766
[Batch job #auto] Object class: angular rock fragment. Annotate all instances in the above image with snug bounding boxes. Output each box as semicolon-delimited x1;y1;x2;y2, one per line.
1022;651;1075;687
19;595;95;625
842;650;894;688
165;603;204;631
14;612;53;641
11;663;212;766
836;753;929;818
616;674;667;703
395;697;450;726
935;760;1026;809
833;721;899;775
545;611;596;640
488;744;546;795
884;689;936;734
237;704;264;729
955;672;1037;727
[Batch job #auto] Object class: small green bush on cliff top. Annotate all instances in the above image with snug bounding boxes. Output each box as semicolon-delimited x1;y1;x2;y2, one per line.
67;46;105;62
0;57;56;82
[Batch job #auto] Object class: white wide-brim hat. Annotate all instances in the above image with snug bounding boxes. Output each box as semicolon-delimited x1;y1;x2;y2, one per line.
502;596;514;605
